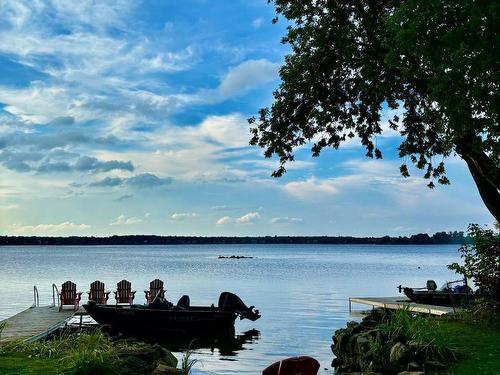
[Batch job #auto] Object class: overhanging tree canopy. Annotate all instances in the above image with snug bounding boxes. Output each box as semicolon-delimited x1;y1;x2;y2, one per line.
249;0;499;221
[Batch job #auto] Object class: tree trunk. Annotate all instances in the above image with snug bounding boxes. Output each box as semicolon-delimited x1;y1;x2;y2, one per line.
460;150;500;223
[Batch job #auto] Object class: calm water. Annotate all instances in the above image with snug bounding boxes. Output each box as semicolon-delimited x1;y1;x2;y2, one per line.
0;244;460;374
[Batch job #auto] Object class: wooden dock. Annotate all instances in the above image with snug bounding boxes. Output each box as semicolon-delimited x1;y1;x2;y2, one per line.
0;306;83;344
349;296;455;316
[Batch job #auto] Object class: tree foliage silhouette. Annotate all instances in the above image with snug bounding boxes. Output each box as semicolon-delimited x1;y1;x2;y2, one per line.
250;0;499;221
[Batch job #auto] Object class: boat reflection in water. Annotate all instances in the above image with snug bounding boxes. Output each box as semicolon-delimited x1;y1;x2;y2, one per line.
137;328;261;357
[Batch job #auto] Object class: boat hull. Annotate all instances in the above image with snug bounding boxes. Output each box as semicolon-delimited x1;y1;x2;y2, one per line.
403;288;474;307
83;303;237;336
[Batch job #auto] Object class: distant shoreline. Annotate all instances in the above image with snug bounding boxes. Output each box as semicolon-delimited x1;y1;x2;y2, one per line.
0;232;469;246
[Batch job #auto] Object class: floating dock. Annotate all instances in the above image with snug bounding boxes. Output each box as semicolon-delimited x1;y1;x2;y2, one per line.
0;306;85;344
349;296;455;316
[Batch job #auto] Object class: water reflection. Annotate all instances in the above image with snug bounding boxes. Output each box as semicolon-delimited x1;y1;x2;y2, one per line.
114;328;260;357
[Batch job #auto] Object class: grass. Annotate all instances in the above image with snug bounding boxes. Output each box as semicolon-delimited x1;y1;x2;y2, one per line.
0;352;63;374
370;307;499;374
380;307;458;361
0;328;150;375
431;318;500;375
180;343;199;375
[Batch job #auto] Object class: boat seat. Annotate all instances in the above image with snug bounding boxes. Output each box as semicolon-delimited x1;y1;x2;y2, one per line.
427;280;437;291
177;295;190;308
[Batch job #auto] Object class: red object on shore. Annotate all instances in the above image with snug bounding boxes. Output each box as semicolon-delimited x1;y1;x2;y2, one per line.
144;278;165;304
59;281;82;311
262;356;320;375
114;279;136;304
88;280;110;304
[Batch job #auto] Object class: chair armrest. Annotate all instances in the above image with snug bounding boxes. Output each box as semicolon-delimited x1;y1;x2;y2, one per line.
76;292;83;301
131;291;136;296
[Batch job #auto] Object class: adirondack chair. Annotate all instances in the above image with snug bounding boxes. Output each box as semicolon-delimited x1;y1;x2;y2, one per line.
114;279;136;304
262;356;320;375
144;278;165;304
88;280;110;304
59;281;82;311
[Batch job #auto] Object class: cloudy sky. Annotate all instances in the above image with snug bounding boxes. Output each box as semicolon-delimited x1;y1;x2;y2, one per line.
0;0;493;237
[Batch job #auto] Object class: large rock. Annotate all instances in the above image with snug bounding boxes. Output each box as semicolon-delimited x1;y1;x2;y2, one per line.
116;343;178;374
355;333;370;354
161;348;178;368
114;356;152;375
389;342;409;365
424;360;447;371
152;362;182;375
407;361;422;371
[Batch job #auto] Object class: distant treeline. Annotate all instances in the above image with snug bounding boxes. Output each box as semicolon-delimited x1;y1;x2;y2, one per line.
0;231;469;246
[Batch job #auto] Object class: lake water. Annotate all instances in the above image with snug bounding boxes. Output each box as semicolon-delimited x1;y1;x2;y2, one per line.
0;244;461;374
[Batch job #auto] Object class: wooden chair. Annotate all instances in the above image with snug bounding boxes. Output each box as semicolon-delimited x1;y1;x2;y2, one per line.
88;280;110;304
114;279;136;304
144;278;165;304
59;281;82;311
262;356;320;375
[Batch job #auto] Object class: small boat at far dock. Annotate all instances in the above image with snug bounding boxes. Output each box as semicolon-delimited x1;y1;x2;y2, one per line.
84;291;260;336
398;279;475;307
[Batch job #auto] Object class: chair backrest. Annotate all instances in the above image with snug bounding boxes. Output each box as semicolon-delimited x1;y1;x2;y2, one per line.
177;295;190;308
262;356;320;375
61;281;77;302
149;278;164;296
89;280;106;303
116;279;133;303
427;279;437;291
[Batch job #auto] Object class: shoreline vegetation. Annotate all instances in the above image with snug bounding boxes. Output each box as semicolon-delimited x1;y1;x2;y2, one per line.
0;231;468;246
0;328;186;375
333;224;499;374
331;307;500;375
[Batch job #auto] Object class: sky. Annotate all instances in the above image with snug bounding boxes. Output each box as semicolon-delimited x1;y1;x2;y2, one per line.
0;0;493;237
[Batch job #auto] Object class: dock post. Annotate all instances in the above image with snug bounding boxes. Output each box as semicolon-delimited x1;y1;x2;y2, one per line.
348;298;351;313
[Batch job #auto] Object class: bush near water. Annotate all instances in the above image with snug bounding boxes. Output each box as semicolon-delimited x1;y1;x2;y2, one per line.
332;309;456;374
0;328;184;375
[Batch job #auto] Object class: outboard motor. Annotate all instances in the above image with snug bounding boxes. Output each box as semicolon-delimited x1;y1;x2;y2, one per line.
218;292;261;321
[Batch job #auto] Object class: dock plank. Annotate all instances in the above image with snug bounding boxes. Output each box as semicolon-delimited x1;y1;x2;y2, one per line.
0;306;77;344
349;296;455;315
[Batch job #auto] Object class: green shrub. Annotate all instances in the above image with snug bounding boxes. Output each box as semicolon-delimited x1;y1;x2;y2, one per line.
448;224;500;301
65;351;115;375
380;308;457;361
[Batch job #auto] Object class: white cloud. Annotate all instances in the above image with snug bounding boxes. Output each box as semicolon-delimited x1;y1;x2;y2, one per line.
171;212;199;221
252;18;264;29
216;216;232;225
235;211;261;224
270;217;303;224
216;59;279;97
110;214;142;225
139;45;196;73
283;177;339;199
196;114;251;148
8;221;91;234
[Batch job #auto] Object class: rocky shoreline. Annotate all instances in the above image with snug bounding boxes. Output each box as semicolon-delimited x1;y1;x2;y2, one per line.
114;342;181;374
331;310;453;375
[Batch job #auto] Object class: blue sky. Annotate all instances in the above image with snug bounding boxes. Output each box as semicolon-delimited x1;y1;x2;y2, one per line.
0;0;493;236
